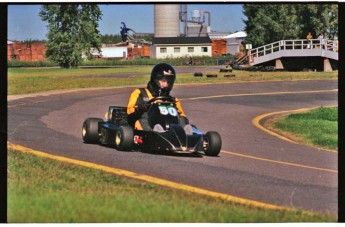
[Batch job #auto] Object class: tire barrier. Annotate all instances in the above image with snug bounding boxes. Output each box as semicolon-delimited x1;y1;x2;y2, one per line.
206;74;218;78
219;68;233;73
194;72;203;77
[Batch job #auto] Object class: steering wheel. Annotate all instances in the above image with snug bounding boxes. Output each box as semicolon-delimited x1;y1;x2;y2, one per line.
147;96;175;104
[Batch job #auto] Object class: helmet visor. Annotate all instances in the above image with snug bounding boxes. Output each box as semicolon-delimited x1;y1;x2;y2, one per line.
155;70;175;89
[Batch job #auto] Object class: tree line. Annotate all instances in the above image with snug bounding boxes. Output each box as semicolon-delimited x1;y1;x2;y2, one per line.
242;4;338;47
101;34;153;44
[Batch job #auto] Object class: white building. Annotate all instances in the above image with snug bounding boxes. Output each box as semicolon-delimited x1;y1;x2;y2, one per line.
90;46;128;59
150;37;212;59
222;31;247;55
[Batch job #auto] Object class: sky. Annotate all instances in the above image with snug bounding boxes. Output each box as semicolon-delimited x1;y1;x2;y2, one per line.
7;4;246;41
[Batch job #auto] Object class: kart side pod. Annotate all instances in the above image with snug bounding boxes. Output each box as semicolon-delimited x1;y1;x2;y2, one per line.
138;124;205;153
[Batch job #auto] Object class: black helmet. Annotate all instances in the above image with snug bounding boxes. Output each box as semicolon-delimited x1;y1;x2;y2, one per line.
148;63;176;96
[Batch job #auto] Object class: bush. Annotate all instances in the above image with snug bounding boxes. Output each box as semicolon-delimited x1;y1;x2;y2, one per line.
7;60;58;68
8;55;238;68
80;55;237;67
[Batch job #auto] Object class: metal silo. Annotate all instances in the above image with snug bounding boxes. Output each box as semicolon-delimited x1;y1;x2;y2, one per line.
154;4;180;37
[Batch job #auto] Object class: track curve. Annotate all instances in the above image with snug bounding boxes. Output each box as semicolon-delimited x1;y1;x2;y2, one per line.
8;79;338;214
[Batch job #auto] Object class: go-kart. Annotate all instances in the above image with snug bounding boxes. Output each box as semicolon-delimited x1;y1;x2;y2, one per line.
82;96;222;156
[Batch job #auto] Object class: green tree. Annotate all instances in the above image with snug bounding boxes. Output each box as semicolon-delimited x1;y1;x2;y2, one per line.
327;4;338;39
243;4;299;47
296;4;337;38
243;3;338;47
39;4;102;68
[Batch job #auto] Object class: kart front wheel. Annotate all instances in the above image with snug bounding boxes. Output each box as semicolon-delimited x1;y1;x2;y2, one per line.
115;126;134;151
203;131;222;156
82;118;103;144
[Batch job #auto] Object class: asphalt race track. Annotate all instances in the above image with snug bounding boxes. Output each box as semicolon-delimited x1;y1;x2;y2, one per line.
8;79;338;214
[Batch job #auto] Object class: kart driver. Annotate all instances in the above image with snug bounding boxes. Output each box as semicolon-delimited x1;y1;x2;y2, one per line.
127;63;189;131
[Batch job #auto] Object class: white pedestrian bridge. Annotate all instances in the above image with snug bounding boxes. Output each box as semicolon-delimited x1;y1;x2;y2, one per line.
248;39;338;71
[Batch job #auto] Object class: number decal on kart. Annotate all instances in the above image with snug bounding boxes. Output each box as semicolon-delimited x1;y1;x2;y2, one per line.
167;106;178;116
158;106;169;115
159;106;178;116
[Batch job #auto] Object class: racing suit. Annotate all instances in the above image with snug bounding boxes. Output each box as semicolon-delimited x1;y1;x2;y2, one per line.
127;86;187;130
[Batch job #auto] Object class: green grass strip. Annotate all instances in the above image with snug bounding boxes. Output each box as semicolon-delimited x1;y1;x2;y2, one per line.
7;149;336;223
8;67;337;95
270;107;338;151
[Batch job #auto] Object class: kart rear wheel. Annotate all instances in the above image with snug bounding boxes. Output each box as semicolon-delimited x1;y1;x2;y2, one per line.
115;126;134;151
203;131;222;156
82;118;103;144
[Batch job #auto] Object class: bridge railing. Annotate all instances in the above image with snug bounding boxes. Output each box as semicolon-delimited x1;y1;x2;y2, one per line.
248;39;338;63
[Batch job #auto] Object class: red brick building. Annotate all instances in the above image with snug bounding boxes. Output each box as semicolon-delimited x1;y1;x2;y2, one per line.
7;41;47;61
211;39;227;56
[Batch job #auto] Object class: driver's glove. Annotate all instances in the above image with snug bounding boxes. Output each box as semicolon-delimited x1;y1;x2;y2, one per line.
179;116;189;127
137;103;150;114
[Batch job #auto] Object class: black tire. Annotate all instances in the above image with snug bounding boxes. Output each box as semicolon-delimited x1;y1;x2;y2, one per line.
82;118;103;144
203;131;222;156
194;72;203;77
115;126;134;151
220;68;232;73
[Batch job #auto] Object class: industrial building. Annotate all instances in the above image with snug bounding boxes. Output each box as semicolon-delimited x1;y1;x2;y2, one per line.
151;4;227;59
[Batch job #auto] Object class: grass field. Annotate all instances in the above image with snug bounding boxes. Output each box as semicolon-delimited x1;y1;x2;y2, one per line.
266;107;338;151
8;67;337;95
7;149;336;223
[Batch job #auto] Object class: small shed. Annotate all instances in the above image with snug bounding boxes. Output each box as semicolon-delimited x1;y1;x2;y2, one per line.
99;46;128;59
222;31;247;55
